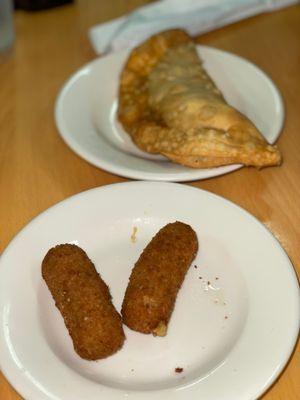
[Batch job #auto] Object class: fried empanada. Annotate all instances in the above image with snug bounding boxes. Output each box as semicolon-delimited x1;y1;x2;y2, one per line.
118;29;281;168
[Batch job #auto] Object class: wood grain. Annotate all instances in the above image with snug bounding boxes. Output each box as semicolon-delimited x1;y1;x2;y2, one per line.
0;1;299;399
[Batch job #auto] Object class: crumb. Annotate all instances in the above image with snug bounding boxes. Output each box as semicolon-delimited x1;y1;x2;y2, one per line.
207;281;211;285
131;368;134;372
194;265;197;269
130;226;138;243
215;277;219;280
225;316;228;319
175;367;183;373
199;276;202;279
152;321;167;337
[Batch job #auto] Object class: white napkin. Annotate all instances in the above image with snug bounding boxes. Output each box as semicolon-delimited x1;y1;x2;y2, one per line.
89;0;298;54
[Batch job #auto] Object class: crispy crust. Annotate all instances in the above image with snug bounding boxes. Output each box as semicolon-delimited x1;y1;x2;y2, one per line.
42;244;125;360
121;222;198;336
118;29;281;168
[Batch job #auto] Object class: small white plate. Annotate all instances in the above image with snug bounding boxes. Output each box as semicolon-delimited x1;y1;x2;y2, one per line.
0;182;299;400
55;47;284;182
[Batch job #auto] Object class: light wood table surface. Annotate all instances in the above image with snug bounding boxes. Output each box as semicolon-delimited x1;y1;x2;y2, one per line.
0;1;299;399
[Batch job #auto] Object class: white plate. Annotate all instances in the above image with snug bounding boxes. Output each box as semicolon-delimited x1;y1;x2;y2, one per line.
55;47;284;182
0;182;298;400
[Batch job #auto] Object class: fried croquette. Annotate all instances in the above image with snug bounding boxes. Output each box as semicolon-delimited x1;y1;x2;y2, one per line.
42;244;125;360
121;221;198;336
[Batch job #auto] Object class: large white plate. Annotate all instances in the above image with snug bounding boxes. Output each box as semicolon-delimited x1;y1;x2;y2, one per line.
55;47;284;181
0;182;298;400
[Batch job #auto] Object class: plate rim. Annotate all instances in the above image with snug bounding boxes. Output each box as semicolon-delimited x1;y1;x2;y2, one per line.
0;181;299;400
54;46;285;182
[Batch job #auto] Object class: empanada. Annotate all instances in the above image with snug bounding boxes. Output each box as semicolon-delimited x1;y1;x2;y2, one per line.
118;29;281;168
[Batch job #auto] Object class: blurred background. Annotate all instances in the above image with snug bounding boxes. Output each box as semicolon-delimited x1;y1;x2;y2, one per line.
14;0;74;10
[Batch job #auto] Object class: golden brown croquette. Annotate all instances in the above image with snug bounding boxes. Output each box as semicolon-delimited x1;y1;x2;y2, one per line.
121;222;198;336
42;244;125;360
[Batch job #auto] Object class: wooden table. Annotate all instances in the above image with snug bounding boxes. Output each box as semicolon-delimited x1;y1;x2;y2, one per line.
0;1;299;398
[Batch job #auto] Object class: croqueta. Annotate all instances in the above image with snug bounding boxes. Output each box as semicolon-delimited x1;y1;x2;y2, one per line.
121;222;198;336
42;244;125;360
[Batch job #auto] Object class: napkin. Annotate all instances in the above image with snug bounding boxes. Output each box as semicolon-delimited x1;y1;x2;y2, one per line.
89;0;298;54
